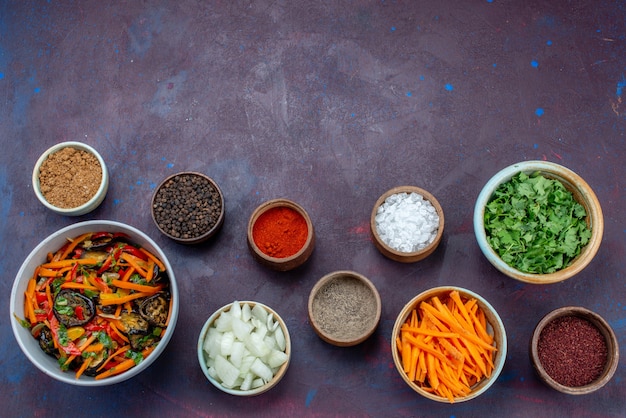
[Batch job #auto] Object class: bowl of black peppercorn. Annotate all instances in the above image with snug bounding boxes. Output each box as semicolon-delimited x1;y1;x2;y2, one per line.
151;172;225;244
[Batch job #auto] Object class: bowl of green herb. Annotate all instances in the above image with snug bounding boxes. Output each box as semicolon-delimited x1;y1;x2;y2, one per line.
474;161;603;284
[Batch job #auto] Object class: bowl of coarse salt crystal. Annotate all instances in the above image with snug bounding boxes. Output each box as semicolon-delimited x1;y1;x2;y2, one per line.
370;186;444;263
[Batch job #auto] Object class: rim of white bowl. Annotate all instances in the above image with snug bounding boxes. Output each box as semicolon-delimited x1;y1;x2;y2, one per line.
32;141;109;216
10;220;179;386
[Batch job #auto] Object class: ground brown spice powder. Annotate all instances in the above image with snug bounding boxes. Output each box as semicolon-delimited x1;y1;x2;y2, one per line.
311;276;378;341
38;147;102;208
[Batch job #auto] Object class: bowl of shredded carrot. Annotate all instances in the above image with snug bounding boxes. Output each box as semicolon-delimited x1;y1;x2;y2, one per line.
391;286;507;403
10;220;179;386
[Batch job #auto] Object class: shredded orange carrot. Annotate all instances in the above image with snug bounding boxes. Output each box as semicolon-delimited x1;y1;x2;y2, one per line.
396;291;497;402
60;282;99;291
78;334;98;351
74;357;92;380
108;320;130;344
41;258;100;269
140;247;166;272
45;283;53;310
120;266;135;282
37;267;65;277
83;343;105;353
94;346;155;380
110;279;162;294
57;232;91;261
144;260;155;282
408;345;419;382
119;252;149;276
99;291;152;306
96;345;130;372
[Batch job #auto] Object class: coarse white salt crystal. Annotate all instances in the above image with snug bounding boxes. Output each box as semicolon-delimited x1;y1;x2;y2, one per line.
375;192;439;253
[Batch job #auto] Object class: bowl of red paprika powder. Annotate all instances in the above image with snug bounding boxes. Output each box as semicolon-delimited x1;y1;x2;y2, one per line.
530;306;619;395
247;198;315;271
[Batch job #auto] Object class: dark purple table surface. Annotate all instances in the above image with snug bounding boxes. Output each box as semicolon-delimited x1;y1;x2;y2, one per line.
1;1;624;417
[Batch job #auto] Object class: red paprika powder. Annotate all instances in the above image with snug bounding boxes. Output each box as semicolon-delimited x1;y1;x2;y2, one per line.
252;206;308;258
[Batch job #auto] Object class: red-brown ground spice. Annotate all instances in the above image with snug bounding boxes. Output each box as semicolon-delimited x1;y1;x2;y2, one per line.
537;315;607;387
252;206;307;258
38;147;102;208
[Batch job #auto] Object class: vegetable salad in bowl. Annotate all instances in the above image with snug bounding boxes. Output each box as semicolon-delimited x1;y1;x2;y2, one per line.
11;221;178;386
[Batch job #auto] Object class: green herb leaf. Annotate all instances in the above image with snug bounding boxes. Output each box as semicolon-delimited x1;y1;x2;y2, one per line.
13;313;31;330
58;356;70;371
484;171;591;274
57;324;69;347
125;350;144;365
97;331;114;349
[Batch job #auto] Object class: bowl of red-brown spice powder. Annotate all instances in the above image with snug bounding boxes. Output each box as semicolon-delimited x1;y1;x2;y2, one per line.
247;198;315;271
530;306;619;395
32;141;109;216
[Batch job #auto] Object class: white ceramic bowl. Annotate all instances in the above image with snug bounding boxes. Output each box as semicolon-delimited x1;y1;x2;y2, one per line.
197;301;291;396
10;220;179;386
32;141;109;216
474;161;603;284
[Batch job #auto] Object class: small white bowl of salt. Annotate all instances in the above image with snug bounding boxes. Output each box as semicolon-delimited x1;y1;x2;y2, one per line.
370;186;444;263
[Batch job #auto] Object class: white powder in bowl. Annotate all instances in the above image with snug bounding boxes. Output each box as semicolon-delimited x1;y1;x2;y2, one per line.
375;192;440;253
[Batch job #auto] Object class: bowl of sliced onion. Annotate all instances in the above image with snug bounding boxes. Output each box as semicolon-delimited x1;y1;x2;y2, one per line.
197;301;291;396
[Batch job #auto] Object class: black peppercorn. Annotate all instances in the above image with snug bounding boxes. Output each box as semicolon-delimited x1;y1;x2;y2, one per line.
152;173;223;241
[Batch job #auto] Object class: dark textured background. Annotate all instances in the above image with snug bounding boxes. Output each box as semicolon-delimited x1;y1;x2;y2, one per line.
1;1;624;417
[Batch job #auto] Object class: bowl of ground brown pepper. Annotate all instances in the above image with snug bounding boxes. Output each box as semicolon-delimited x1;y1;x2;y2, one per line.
308;270;381;347
151;171;225;244
32;141;109;216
